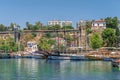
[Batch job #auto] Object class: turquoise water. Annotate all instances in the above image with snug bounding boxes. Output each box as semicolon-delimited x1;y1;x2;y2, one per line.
0;59;120;80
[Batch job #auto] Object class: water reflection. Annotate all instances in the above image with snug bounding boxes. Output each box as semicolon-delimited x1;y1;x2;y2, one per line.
0;59;119;80
46;60;118;80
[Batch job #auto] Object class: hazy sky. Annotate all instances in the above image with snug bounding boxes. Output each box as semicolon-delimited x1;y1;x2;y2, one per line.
0;0;119;28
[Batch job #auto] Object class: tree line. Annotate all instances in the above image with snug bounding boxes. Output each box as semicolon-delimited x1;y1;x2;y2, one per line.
0;21;74;31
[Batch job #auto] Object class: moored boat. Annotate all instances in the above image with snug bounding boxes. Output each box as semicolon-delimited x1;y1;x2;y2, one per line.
0;53;11;59
85;54;103;60
47;54;87;60
33;53;47;59
32;51;48;59
103;57;113;61
112;59;120;68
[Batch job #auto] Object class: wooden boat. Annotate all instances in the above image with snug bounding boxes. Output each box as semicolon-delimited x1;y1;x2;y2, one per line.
32;51;48;59
85;54;103;60
47;54;86;60
112;59;120;68
33;53;46;59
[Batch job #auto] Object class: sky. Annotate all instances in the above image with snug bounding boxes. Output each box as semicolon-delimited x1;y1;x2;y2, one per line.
0;0;120;28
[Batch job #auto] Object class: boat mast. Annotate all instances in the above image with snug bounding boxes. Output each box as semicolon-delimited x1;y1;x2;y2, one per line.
64;26;66;54
79;21;82;54
5;37;6;53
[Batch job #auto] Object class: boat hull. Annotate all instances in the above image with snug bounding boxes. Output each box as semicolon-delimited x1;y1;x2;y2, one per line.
33;54;46;59
47;54;86;60
0;53;10;59
112;59;120;68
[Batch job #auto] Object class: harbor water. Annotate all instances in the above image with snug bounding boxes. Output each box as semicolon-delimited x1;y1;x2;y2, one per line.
0;59;120;80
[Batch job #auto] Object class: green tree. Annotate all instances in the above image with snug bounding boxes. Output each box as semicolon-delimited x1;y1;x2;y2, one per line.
65;34;74;46
116;27;120;47
38;38;52;51
30;25;39;30
86;28;92;35
0;24;8;31
6;37;24;52
26;22;32;30
19;43;24;51
90;32;102;50
10;22;14;31
85;21;92;35
62;26;74;30
53;24;61;30
11;44;18;52
25;21;43;30
116;27;120;36
31;32;37;37
35;21;43;30
86;21;91;29
42;26;49;30
0;37;23;52
105;17;119;29
45;32;52;38
105;17;120;47
48;39;55;46
102;28;116;47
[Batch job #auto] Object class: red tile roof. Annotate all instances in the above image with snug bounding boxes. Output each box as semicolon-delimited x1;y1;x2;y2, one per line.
94;20;105;22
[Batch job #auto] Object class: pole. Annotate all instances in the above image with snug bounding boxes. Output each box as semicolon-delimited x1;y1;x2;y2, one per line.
5;38;6;53
58;31;59;52
79;22;82;54
64;26;67;53
85;29;87;52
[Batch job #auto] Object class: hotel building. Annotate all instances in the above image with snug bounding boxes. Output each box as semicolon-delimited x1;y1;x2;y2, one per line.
48;20;72;27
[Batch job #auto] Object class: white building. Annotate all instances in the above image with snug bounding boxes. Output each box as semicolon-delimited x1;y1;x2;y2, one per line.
27;41;38;52
48;20;72;27
92;20;106;28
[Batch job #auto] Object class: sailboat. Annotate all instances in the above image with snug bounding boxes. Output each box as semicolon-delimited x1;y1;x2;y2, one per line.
47;29;86;60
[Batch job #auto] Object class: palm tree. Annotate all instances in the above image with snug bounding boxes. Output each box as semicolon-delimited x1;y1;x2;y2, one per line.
35;21;43;30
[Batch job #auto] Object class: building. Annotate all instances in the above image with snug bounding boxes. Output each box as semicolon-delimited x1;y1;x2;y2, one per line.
76;20;90;35
77;20;88;29
14;25;20;42
91;20;106;29
51;37;66;46
27;41;38;52
77;20;106;29
48;20;72;27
